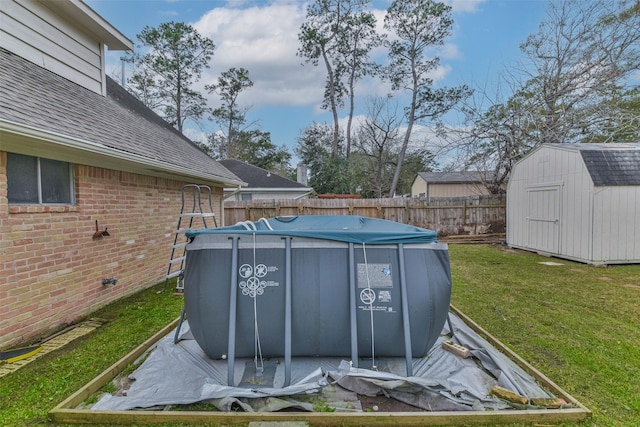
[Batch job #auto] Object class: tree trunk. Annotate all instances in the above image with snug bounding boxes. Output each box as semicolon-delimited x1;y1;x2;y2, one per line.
321;46;340;156
389;78;418;197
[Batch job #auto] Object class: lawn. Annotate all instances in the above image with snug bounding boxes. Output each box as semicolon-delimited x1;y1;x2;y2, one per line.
0;244;638;427
448;244;640;427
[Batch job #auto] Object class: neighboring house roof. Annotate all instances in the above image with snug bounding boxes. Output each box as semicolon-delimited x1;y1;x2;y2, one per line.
219;159;311;191
416;171;488;184
0;47;242;186
553;143;640;186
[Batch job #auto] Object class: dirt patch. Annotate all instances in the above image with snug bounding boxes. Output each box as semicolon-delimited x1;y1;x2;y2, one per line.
598;276;613;282
358;395;424;412
113;376;135;397
537;348;565;368
570;269;586;273
623;284;640;290
502;248;521;255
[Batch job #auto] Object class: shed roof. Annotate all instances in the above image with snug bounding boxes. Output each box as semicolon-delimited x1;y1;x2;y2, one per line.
219;159;311;190
0;47;241;186
416;171;488;184
551;143;640;186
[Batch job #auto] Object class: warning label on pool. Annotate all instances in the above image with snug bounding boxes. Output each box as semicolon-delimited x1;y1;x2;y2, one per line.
357;264;395;313
378;290;392;303
357;263;393;288
238;263;280;297
360;288;376;305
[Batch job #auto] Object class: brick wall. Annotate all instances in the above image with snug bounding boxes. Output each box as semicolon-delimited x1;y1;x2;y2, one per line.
0;152;223;349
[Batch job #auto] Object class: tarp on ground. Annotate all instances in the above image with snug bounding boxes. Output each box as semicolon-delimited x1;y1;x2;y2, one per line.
91;312;555;412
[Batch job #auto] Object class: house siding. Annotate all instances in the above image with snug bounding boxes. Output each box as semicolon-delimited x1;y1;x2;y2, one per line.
412;178;489;199
0;0;103;94
228;191;311;201
0;152;223;348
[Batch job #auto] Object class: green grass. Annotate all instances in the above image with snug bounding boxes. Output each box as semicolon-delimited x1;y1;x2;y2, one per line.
0;245;638;426
449;244;640;427
0;284;186;427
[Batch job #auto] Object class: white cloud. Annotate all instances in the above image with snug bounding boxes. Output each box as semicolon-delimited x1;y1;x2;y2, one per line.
447;0;487;13
190;1;462;110
192;3;326;108
182;128;208;145
440;43;460;60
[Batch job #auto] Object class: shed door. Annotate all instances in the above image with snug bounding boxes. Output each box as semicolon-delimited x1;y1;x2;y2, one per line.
526;186;561;254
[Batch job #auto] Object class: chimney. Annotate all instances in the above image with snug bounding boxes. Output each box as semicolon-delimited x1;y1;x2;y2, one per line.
297;163;308;186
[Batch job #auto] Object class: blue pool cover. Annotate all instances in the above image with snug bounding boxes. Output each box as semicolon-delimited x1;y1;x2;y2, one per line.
186;215;437;245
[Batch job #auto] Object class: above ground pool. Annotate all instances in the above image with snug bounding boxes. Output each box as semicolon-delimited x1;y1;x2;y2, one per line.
183;216;452;385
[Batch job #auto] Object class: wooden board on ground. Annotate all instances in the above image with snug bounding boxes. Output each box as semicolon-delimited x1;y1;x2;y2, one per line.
49;306;591;426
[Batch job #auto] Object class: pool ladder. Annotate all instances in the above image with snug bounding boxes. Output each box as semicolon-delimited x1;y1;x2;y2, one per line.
165;185;218;293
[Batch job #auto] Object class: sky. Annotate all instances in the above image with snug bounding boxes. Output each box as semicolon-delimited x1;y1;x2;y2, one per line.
87;0;548;164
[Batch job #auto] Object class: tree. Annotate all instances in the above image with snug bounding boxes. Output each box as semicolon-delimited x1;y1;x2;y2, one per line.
383;0;471;197
234;130;292;176
208;129;291;174
206;67;253;158
517;0;640;144
353;97;403;197
298;0;375;156
456;0;639;189
395;149;435;197
296;123;351;194
457;92;537;194
125;22;215;133
589;87;640;143
336;6;380;157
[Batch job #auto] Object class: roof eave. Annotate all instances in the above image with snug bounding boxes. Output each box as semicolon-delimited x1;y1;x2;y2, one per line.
44;0;133;51
1;119;243;187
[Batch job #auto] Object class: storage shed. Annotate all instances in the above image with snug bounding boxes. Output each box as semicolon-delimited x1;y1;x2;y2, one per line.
507;143;640;265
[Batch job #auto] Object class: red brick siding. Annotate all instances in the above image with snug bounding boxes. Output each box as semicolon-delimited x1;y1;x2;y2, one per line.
0;152;223;348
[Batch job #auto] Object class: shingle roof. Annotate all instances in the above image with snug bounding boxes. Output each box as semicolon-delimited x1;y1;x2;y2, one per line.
219;159;310;189
553;143;640;186
0;47;240;185
417;171;488;184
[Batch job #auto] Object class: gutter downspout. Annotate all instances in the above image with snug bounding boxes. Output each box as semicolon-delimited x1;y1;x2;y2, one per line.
223;186;243;201
294;190;315;200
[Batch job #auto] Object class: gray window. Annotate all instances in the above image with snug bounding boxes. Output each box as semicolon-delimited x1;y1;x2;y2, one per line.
241;193;253;201
7;153;74;204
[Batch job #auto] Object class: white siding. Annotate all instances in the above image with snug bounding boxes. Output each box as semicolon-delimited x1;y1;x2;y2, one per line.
592;187;640;263
0;0;103;94
227;191;311;201
554;148;593;262
508;144;640;264
508;145;594;260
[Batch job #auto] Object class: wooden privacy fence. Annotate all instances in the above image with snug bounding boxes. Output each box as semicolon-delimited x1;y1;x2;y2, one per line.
224;195;506;236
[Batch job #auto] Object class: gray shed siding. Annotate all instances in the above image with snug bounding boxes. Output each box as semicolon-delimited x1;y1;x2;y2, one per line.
592;186;640;262
507;144;640;265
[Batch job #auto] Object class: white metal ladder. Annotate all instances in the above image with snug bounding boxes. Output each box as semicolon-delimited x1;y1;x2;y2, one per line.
165;185;218;292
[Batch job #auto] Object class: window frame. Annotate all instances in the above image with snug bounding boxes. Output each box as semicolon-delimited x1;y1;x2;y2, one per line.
7;153;76;205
